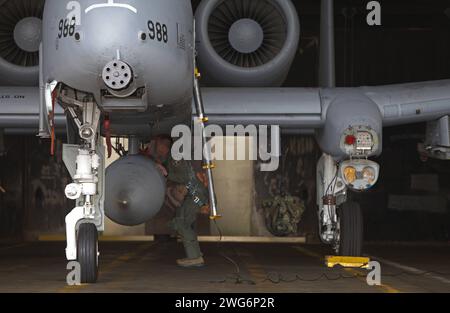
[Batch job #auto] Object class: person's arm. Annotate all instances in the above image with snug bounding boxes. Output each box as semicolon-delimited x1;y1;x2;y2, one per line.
155;163;168;177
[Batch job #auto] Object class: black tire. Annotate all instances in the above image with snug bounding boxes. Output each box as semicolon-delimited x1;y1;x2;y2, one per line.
338;201;363;256
77;223;99;283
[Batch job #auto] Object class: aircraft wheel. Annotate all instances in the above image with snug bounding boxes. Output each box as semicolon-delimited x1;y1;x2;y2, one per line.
77;223;99;283
337;201;363;256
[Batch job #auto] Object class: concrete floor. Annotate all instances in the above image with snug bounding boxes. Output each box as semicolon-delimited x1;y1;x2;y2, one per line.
0;241;449;293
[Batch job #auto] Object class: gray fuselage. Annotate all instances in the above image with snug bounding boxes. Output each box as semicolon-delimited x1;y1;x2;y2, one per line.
42;0;194;136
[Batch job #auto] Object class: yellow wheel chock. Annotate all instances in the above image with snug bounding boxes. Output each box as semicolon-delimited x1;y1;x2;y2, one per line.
325;256;370;269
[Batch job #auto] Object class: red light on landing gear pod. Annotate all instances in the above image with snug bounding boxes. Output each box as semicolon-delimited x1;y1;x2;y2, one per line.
345;135;356;145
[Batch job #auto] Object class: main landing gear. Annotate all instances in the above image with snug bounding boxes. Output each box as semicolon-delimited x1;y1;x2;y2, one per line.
317;154;364;256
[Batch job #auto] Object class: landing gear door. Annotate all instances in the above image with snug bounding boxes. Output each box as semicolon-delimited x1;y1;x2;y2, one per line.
63;144;79;179
95;141;106;232
38;43;50;138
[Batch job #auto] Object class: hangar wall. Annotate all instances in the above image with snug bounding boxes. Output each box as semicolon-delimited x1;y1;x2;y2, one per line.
0;136;72;240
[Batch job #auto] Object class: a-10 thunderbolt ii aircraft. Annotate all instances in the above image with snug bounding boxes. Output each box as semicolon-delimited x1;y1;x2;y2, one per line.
1;0;450;283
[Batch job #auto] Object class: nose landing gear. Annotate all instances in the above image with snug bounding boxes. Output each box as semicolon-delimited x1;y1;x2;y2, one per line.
63;101;104;284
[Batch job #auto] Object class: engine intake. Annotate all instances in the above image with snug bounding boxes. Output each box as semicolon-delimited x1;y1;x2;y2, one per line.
0;0;44;86
195;0;300;87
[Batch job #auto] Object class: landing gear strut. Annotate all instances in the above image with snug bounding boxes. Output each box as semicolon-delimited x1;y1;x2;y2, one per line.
63;101;105;284
317;154;363;256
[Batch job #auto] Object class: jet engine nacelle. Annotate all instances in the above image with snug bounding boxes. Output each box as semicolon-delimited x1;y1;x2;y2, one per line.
316;91;383;160
0;0;45;86
105;155;166;226
195;0;300;87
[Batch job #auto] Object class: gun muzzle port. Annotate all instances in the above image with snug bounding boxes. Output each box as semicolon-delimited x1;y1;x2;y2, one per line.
102;60;132;90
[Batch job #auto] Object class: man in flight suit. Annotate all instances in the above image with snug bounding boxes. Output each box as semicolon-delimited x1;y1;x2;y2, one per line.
148;135;208;268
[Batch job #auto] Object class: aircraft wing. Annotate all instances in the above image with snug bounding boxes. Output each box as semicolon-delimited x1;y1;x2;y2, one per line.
0;87;65;135
3;80;450;136
362;80;450;127
200;88;323;132
201;80;450;129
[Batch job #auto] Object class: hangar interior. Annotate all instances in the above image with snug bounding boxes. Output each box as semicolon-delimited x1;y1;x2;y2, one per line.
1;0;449;242
0;0;449;293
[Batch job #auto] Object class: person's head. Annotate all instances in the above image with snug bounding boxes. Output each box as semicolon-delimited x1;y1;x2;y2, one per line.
154;135;172;161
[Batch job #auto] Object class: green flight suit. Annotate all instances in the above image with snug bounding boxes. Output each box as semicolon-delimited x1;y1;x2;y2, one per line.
167;158;208;259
